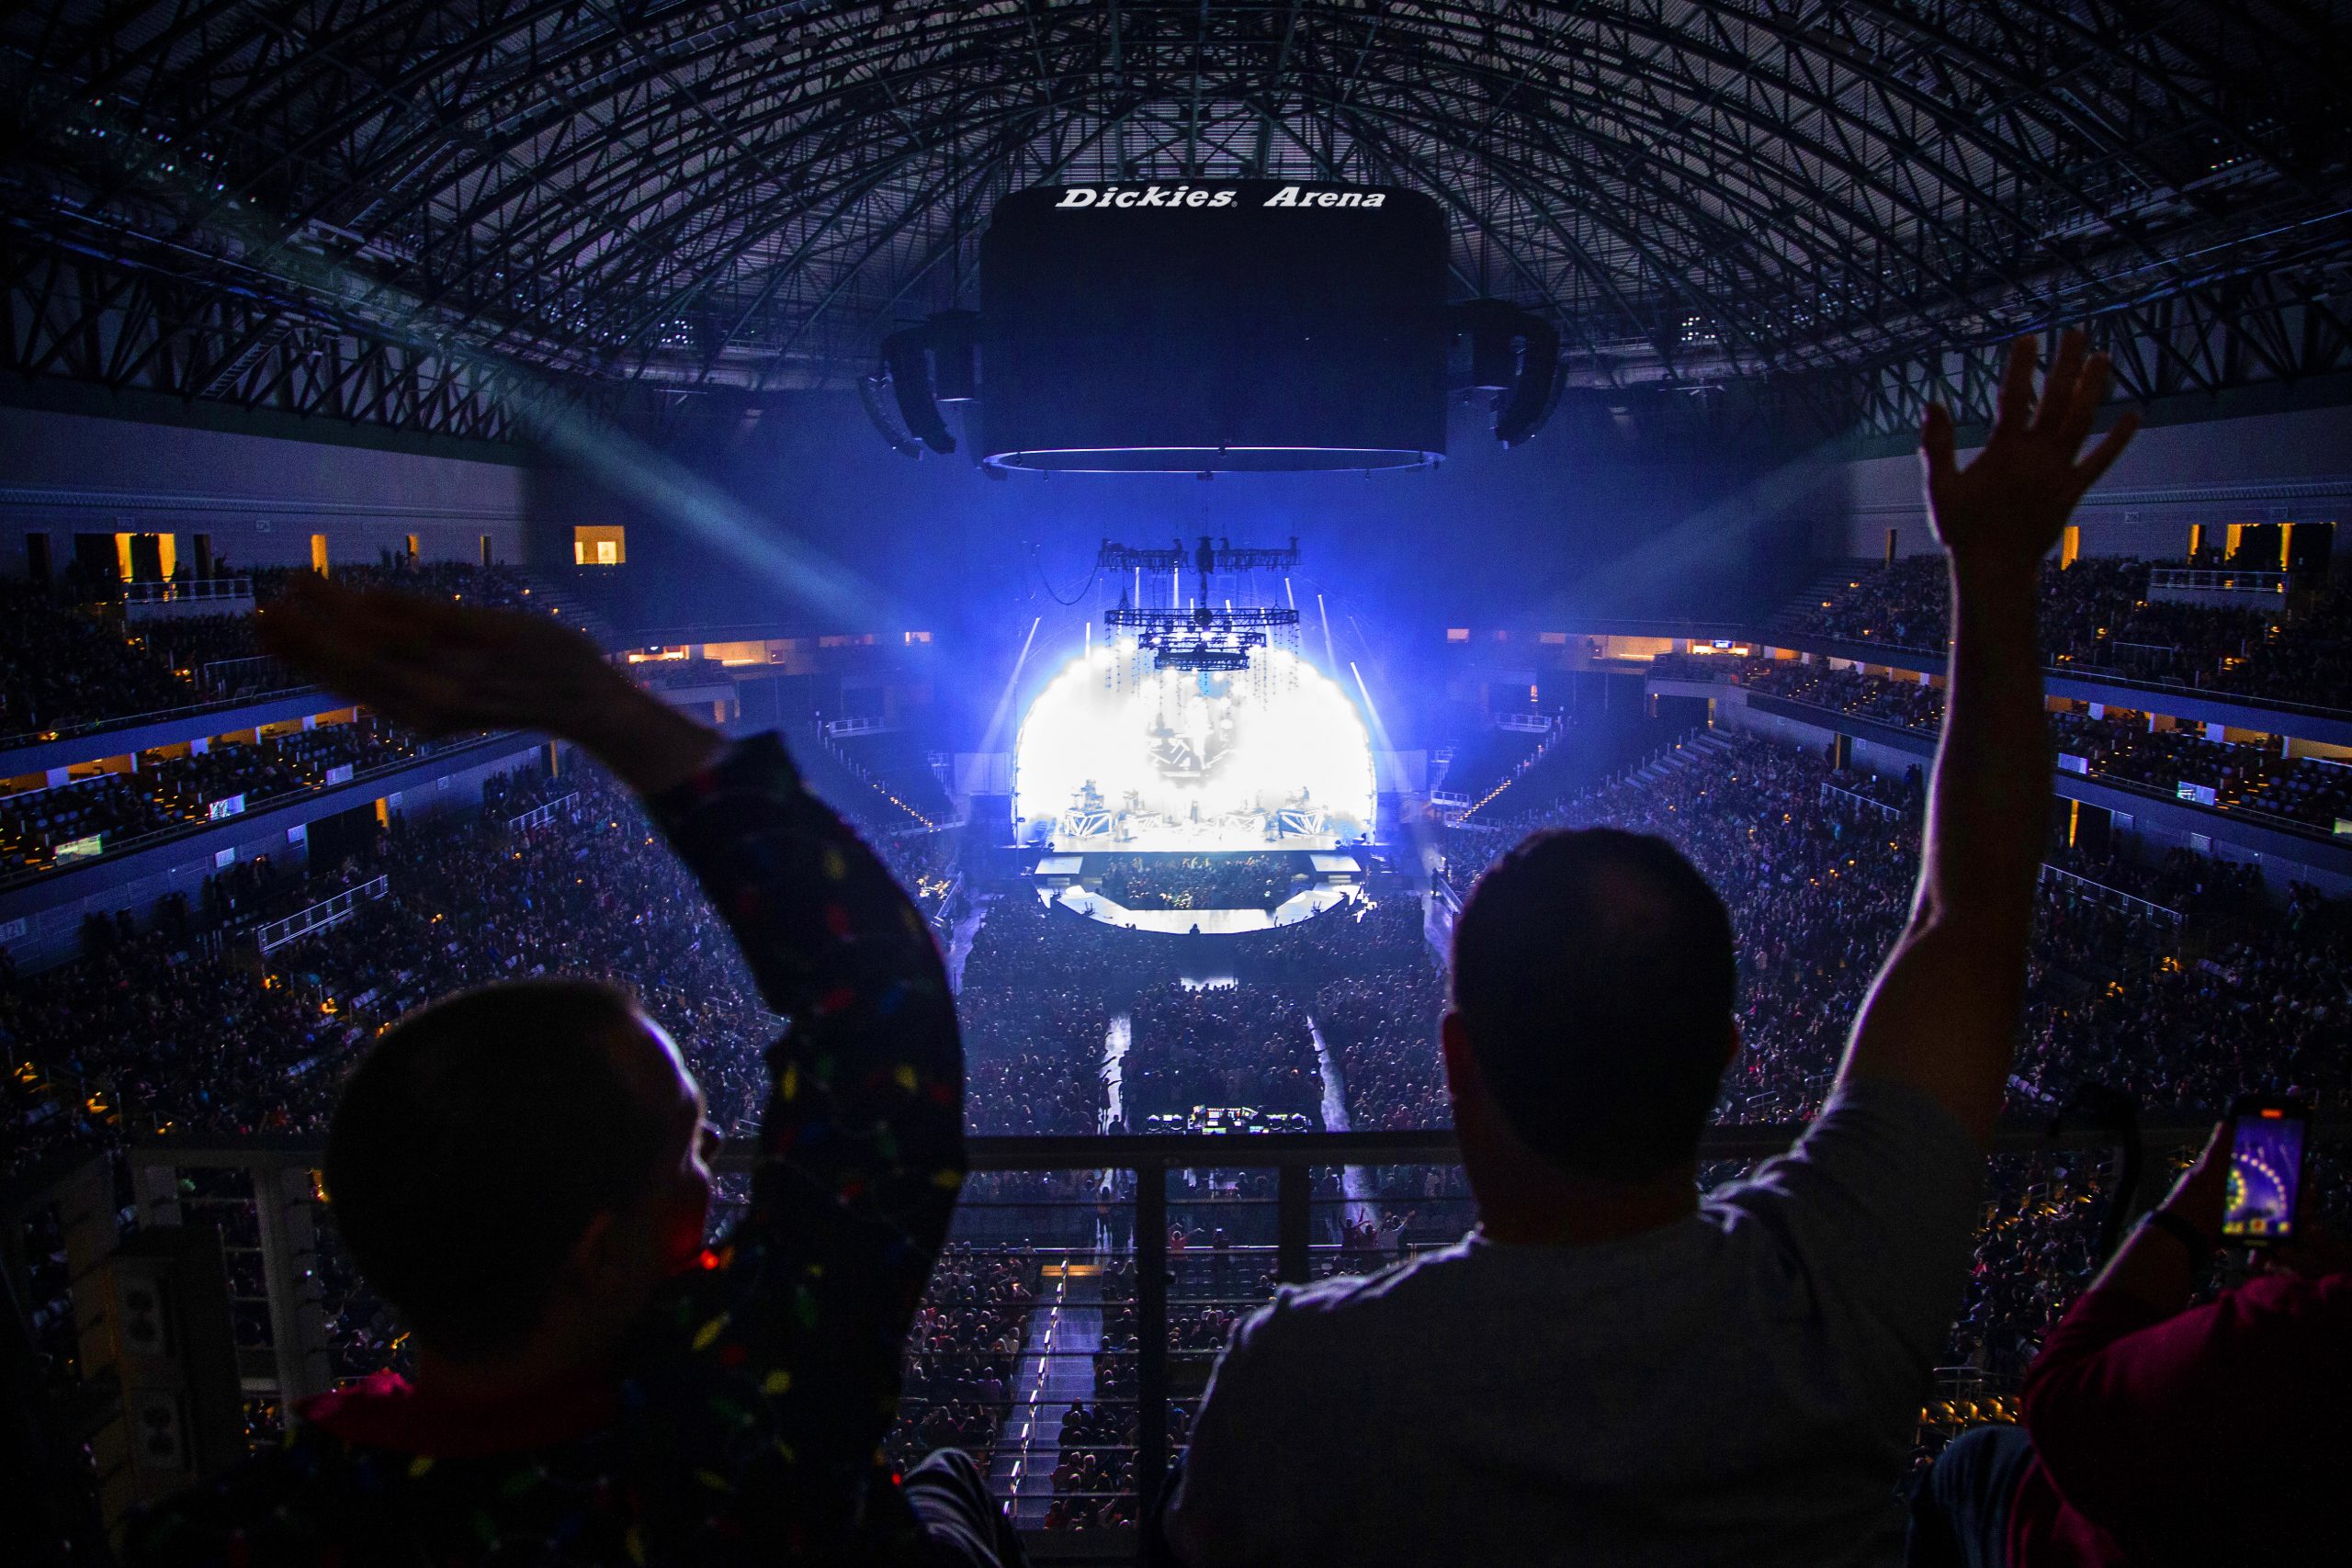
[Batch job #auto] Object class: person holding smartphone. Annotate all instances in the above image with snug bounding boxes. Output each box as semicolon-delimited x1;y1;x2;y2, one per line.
1907;1110;2350;1566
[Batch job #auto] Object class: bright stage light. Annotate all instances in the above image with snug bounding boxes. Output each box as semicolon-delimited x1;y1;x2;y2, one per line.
1014;643;1375;852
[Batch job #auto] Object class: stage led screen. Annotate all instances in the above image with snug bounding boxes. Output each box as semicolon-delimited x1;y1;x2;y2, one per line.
1014;643;1375;852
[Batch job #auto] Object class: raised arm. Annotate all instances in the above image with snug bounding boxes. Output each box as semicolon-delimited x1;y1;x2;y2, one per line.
263;581;966;1545
1837;331;2137;1144
260;578;964;1258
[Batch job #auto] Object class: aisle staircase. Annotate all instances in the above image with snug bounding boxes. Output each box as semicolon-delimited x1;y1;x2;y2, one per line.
991;1266;1104;1529
525;570;629;651
1454;714;1571;822
1763;560;1882;638
1630;728;1735;786
797;719;941;829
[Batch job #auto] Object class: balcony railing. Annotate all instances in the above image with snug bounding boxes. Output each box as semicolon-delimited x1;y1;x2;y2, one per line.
255;874;390;953
124;577;255;605
2146;567;2289;597
0;1114;2267;1557
2036;862;2185;926
507;792;581;834
1818;780;1907;820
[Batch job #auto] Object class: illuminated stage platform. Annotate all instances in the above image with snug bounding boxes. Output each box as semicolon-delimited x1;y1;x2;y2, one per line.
1047;813;1349;853
1044;883;1357;934
1014;642;1377;854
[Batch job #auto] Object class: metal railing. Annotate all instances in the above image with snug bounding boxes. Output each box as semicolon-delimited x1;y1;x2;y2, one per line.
97;1113;2268;1553
1819;780;1907;820
195;654;301;697
508;792;581;834
1740;688;2348;852
1756;630;2352;725
2146;567;2289;597
124;577;254;606
0;683;330;755
256;875;390;953
2036;862;2185;926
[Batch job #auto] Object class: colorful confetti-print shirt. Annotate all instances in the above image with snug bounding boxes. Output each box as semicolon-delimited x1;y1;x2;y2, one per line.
126;733;967;1566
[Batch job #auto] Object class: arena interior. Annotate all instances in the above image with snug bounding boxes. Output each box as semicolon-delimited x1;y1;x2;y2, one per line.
2;3;2349;1563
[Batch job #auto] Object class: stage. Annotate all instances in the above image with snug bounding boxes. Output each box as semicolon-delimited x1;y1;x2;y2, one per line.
1044;883;1357;933
1014;641;1377;854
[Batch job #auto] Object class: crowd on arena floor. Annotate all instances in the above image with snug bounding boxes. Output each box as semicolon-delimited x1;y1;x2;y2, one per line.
885;1245;1038;1483
1126;982;1321;1121
1089;852;1302;911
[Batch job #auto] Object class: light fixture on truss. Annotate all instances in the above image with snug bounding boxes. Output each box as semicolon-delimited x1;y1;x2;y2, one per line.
1101;536;1304;671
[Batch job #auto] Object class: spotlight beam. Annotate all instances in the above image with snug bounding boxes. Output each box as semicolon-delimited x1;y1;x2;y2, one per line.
979;615;1044;760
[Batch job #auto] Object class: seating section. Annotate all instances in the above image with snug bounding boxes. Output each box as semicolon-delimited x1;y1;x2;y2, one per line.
6;615;2346;1532
1;719;439;879
1743;659;1946;730
1770;556;2346;707
0;564;548;737
2;766;786;1179
0;581;209;735
1447;731;2346;1123
1736;660;2351;834
888;1246;1038;1483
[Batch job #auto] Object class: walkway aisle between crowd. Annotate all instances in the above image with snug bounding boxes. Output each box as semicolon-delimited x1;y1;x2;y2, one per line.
944;897;988;993
1101;1013;1131;1134
1308;1014;1381;1233
990;1263;1104;1529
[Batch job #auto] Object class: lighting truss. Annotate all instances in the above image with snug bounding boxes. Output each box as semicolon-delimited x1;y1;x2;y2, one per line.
1106;606;1300;671
1096;543;1188;576
2;2;2346;441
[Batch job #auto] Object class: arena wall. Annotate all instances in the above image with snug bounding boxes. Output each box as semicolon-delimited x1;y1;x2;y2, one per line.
0;404;531;576
1805;400;2352;563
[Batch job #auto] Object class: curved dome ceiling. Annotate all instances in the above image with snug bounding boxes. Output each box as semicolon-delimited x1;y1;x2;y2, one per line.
5;0;2348;417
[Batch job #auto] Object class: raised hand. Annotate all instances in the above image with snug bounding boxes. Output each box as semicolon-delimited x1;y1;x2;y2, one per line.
2154;1122;2232;1247
260;577;719;794
1922;328;2139;570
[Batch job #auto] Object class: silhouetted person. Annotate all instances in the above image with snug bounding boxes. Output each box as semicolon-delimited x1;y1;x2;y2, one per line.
127;582;1020;1566
1908;1122;2350;1566
1171;332;2139;1566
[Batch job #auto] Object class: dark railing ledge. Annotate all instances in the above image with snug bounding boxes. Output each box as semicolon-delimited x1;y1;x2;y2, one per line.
6;1111;2328;1563
118;1115;2298;1175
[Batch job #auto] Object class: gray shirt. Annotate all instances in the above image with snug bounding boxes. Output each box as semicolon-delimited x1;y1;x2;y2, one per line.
1167;1078;1983;1567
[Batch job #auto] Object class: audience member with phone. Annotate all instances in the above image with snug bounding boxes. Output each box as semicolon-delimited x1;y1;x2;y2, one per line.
2218;1096;2308;1247
1907;1108;2348;1566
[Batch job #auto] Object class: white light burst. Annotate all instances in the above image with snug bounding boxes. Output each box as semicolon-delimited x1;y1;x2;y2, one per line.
1014;643;1375;851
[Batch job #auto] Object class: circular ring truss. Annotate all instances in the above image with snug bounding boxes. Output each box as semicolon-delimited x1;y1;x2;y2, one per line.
3;1;2347;438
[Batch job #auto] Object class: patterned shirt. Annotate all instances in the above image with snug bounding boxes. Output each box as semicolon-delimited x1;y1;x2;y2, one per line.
127;733;967;1565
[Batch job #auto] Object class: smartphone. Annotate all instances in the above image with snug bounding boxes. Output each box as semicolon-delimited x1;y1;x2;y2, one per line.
2221;1097;2309;1247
